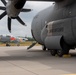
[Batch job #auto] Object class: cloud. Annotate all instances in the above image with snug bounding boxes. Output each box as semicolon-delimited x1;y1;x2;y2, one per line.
0;1;53;37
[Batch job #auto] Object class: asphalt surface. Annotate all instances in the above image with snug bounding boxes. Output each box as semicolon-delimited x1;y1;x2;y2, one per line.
0;46;76;75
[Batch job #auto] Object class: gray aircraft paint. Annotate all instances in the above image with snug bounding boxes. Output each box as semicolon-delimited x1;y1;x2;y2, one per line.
31;0;76;50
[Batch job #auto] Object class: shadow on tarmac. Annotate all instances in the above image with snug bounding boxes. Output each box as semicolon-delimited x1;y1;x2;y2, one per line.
0;49;50;61
0;49;76;73
0;49;76;61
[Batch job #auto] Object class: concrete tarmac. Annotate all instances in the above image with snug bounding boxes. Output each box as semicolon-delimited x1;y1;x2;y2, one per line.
0;46;76;75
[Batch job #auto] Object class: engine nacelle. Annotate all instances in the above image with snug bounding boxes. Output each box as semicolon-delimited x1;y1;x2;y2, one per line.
6;0;26;18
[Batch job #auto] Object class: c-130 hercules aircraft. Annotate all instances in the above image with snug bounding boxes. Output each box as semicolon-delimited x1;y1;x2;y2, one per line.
0;0;76;57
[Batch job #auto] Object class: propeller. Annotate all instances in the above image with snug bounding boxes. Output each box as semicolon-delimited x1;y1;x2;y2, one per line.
1;0;6;6
27;41;37;50
0;11;7;19
0;6;6;10
21;8;32;12
0;0;32;32
8;17;11;32
16;16;26;25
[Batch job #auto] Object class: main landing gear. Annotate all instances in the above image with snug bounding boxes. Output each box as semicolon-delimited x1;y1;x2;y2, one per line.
50;41;70;57
50;49;69;57
42;40;70;57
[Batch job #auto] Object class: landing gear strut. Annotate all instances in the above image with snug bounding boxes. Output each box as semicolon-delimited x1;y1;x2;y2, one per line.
42;45;46;51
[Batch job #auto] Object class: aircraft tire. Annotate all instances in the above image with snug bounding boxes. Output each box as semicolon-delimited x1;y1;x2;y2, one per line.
57;49;64;57
57;40;70;57
57;39;70;57
50;50;57;56
57;49;69;57
42;45;46;51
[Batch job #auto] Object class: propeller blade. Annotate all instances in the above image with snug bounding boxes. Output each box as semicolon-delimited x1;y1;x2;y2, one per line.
21;8;32;12
16;16;26;26
1;0;7;6
8;17;11;32
27;42;37;50
0;6;6;10
0;11;6;19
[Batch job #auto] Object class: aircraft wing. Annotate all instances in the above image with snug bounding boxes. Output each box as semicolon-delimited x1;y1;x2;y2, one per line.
27;0;61;2
27;0;75;6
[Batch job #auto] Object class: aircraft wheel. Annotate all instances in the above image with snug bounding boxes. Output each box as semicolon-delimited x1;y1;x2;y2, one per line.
50;50;57;56
57;40;70;57
57;49;64;57
42;45;46;51
57;49;69;57
57;43;70;57
57;45;70;57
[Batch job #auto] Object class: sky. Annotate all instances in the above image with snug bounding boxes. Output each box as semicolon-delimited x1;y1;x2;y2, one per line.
0;1;53;37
